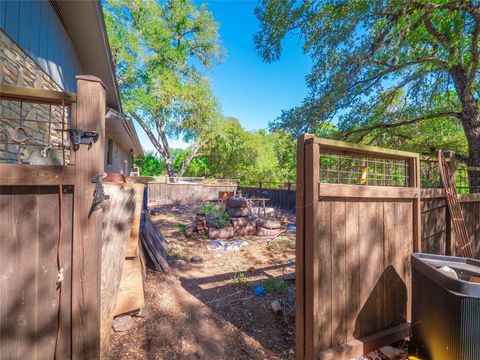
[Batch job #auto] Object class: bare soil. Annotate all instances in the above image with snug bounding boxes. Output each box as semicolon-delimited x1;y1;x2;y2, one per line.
105;201;296;360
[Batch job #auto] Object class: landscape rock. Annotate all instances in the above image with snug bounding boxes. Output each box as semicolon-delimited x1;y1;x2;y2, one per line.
185;226;195;237
256;226;283;237
112;315;137;332
190;255;204;263
135;306;150;318
257;219;282;229
208;226;235;239
225;197;248;208
175;259;189;268
227;207;250;218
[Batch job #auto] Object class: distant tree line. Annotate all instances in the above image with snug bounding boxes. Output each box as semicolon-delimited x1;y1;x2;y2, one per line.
135;117;296;184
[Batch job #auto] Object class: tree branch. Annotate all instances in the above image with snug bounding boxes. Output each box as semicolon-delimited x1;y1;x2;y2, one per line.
130;111;167;158
467;13;480;87
342;111;461;138
348;57;449;92
175;141;203;179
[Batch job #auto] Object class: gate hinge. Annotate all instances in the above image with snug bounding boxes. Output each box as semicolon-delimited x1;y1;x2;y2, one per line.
69;129;99;150
91;175;109;213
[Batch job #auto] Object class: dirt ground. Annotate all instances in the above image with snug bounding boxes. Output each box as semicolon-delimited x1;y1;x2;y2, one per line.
105;201;297;360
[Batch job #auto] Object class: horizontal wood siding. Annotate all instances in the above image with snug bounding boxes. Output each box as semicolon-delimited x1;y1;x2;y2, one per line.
148;182;238;203
0;185;73;359
1;0;81;91
238;187;296;211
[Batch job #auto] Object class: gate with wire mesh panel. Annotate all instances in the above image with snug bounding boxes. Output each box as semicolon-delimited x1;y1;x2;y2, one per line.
0;77;105;359
296;136;421;360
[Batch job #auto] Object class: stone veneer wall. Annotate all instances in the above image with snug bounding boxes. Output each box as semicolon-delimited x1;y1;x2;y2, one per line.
104;135;133;175
0;29;70;165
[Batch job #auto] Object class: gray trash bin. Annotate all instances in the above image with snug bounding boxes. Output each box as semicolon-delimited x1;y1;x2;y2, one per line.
412;253;480;360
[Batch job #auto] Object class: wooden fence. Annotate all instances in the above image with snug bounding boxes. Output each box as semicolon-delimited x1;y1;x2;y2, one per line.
0;78;105;359
148;182;238;203
296;136;420;360
421;189;480;258
238;186;296;210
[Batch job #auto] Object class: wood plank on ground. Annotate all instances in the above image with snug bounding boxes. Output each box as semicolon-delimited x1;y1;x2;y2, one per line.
100;184;136;352
113;257;145;316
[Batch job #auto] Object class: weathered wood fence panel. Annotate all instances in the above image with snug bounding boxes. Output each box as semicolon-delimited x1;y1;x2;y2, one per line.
297;137;419;360
0;78;105;359
0;186;73;359
148;182;238;203
420;189;480;258
238;186;296;210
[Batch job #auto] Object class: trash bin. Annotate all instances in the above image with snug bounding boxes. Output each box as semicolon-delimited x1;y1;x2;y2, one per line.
412;253;480;360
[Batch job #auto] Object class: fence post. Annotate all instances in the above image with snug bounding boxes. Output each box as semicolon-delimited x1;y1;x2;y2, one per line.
408;155;421;254
445;151;456;255
296;134;317;360
72;75;106;360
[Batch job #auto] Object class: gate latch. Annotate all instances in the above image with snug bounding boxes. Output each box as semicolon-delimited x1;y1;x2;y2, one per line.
70;129;99;150
90;175;109;213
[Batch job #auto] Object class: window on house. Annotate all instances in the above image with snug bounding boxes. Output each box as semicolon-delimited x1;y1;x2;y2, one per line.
107;138;113;166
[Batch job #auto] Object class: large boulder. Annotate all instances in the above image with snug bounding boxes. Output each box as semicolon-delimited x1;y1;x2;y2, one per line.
227;207;250;218
226;197;248;208
256;226;283;237
250;207;276;217
231;216;256;227
234;224;257;236
208;226;235;239
257;219;282;230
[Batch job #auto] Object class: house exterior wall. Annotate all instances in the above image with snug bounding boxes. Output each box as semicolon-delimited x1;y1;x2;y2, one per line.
0;28;69;165
104;134;133;175
0;0;82;91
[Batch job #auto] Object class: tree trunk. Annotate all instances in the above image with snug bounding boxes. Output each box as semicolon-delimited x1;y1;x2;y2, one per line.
175;142;202;179
451;65;480;193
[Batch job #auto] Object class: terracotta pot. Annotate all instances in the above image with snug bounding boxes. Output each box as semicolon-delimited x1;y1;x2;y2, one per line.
103;173;126;183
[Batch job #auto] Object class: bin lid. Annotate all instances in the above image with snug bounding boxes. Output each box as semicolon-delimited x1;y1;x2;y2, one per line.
412;253;480;298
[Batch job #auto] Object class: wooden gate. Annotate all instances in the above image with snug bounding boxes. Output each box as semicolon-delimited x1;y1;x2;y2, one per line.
296;136;421;359
0;76;105;359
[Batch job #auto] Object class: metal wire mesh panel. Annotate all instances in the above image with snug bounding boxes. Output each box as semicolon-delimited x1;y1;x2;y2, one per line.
319;152;410;187
420;158;442;188
0;99;71;165
456;164;480;194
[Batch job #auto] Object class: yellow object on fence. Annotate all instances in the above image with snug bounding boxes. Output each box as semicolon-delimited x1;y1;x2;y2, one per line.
358;165;368;185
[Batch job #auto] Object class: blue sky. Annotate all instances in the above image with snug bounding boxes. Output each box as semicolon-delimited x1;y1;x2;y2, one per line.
134;0;312;152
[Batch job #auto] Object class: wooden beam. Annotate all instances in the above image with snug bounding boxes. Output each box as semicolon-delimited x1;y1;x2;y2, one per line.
318;323;411;360
305;138;320;359
408;156;422;254
315;138;419;160
295;134;314;360
319;183;419;199
0;84;76;104
0;164;74;185
71;76;106;360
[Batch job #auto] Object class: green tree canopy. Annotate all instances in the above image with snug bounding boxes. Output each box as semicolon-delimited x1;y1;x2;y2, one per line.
104;0;224;177
255;1;480;168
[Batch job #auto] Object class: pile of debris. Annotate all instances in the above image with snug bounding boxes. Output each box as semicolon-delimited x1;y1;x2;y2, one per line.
194;197;284;240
